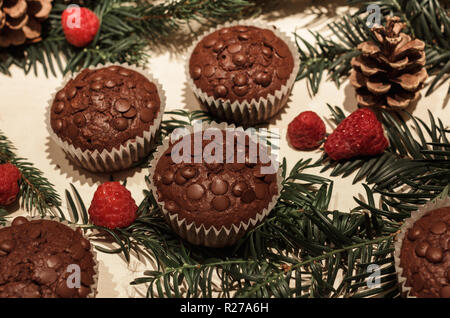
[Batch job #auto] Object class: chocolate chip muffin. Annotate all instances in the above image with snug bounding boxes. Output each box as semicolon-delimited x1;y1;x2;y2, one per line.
48;64;165;173
187;23;299;125
0;217;98;298
398;207;450;298
150;125;281;247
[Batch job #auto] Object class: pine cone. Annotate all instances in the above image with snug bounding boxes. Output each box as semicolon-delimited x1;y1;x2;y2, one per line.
350;16;428;109
0;0;53;48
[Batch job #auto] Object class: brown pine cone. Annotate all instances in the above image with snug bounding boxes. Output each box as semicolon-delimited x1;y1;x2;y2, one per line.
350;16;428;109
0;0;53;48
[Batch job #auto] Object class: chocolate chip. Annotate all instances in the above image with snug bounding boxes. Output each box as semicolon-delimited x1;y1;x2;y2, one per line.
175;171;187;185
126;80;136;89
73;113;86;128
140;107;154;123
425;246;443;263
80;238;90;250
56;279;77;298
232;182;247;197
276;66;291;79
254;183;268;200
407;226;422;241
78;286;91;298
90;81;103;91
12;216;28;227
28;227;41;239
415;241;429;257
204;65;216;77
232;53;246;66
214;85;228;98
0;240;14;253
203;37;217;48
146;100;159;110
241;189;256;203
232;85;249;97
115;99;131;113
212;196;230;211
255;72;272;87
187;184;205;200
263;174;276;184
162;170;174;185
46;255;62;269
119;69;131;77
262;45;273;57
191;66;202;80
211;179;228;195
92;74;104;82
54;101;65;114
274;41;291;58
181;166;197;179
67;87;77;99
430;221;447;235
53;119;63;133
105;79;116;88
228;43;242;54
56;91;66;101
165;201;179;212
233;73;248;86
34;268;57;285
123;107;137;119
213;41;225;53
112;117;128;131
238;33;250;41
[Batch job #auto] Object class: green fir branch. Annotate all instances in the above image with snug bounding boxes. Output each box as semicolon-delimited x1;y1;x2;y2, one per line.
0;130;61;215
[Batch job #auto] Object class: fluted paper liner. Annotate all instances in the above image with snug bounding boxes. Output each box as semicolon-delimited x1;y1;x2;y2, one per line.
185;20;300;126
148;121;283;247
394;196;450;298
2;216;99;298
46;63;166;173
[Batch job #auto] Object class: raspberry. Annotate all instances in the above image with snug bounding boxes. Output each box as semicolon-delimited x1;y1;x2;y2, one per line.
61;7;100;47
88;182;138;229
0;163;21;206
324;108;389;161
287;111;326;150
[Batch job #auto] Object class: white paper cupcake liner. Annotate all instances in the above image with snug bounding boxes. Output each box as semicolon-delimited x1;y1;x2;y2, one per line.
393;196;450;298
185;20;300;126
1;216;99;298
148;121;283;247
46;63;167;173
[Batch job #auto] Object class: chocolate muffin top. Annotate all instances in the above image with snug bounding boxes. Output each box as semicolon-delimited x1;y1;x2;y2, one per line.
189;25;294;103
400;207;450;298
0;217;96;298
153;130;279;229
50;65;161;152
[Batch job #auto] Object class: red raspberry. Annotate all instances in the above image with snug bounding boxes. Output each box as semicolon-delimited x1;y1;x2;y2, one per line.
287;111;326;150
324;108;389;161
0;163;21;206
88;182;138;229
61;7;100;47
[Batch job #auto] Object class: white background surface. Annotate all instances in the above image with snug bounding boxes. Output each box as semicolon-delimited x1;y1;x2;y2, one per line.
0;1;448;297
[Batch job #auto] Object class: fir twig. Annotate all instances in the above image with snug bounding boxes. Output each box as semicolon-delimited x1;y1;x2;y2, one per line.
0;130;61;215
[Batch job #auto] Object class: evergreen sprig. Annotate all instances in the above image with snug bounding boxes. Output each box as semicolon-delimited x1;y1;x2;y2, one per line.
295;0;450;95
0;130;61;215
0;0;266;76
